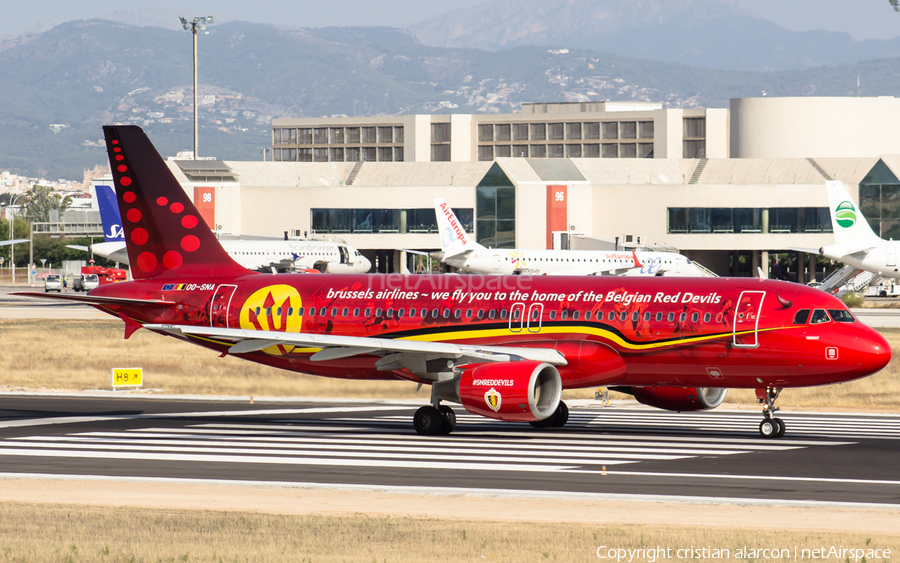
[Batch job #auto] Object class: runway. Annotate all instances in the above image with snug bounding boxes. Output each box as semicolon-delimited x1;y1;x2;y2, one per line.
1;396;898;507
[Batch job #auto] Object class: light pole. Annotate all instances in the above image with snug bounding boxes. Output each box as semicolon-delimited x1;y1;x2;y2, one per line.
179;15;215;160
258;146;271;161
8;194;22;284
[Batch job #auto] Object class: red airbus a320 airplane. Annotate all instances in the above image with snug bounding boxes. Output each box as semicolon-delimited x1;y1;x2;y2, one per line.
20;126;892;438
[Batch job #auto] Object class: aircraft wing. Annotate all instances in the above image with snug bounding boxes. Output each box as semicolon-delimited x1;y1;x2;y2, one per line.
66;244;91;252
788;246;822;255
146;323;568;376
0;239;29;247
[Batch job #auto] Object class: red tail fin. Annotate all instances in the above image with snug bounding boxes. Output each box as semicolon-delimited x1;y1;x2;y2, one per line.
103;125;249;280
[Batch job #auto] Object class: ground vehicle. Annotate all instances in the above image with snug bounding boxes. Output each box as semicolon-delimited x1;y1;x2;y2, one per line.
72;273;100;292
44;274;62;293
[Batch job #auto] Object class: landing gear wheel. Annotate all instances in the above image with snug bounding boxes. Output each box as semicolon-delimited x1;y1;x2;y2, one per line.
552;401;569;427
529;401;568;429
759;418;778;439
773;417;786;438
438;405;457;434
413;406;444;436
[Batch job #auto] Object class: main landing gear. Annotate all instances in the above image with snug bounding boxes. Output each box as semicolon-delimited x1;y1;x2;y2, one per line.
413;404;457;436
529;401;569;429
757;387;786;439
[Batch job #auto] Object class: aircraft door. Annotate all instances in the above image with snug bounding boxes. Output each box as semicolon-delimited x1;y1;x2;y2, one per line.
509;302;525;333
339;246;350;264
888;246;897;267
733;290;765;348
527;303;543;333
493;254;501;271
210;284;238;329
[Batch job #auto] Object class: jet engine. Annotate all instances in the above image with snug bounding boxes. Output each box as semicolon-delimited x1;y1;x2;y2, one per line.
617;386;727;412
432;361;562;422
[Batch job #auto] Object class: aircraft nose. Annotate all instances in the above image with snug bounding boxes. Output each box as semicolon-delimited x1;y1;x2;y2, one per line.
861;328;892;375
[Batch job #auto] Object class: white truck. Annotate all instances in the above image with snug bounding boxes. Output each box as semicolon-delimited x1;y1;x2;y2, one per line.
72;273;100;292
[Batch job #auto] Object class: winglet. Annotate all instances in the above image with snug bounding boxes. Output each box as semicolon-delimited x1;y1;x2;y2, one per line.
118;313;143;340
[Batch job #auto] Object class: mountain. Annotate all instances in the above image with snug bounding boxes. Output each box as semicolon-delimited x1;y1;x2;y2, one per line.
1;18;900;180
408;0;900;71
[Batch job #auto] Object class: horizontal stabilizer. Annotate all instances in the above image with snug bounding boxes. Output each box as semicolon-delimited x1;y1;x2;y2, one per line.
12;292;175;307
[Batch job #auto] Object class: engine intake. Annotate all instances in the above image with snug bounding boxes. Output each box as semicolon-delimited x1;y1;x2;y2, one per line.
619;386;727;412
433;361;562;422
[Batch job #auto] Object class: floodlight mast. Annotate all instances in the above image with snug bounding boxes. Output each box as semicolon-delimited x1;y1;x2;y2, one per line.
179;16;215;160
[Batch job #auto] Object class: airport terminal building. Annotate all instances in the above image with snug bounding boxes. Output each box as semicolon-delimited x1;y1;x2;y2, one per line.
165;96;900;278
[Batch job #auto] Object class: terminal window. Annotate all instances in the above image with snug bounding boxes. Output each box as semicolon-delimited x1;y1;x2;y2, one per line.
667;207;832;234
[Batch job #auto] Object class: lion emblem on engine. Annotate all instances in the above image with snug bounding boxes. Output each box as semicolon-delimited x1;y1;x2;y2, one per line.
484;388;502;412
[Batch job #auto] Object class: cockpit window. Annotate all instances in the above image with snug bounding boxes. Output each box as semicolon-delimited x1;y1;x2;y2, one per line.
793;309;811;325
810;309;831;324
828;309;855;323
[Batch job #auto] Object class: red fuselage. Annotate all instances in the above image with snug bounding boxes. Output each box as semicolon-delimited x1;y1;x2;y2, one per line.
89;273;891;390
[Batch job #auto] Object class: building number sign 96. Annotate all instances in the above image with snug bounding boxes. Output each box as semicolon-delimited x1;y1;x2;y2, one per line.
555;191;565;202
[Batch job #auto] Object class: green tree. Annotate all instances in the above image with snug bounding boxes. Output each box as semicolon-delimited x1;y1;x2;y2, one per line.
23;185;72;223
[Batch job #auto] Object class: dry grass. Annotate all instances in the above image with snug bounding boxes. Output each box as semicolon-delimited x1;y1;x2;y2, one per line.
0;502;896;563
1;319;899;409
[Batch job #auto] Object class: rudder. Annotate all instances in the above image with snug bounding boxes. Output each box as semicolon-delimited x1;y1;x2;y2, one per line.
103;125;249;279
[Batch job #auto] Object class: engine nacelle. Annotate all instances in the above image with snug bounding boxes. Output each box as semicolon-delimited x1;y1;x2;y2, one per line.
433;361;562;422
627;386;727;412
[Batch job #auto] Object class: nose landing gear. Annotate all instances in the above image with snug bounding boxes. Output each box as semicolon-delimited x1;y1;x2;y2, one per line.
757;387;785;439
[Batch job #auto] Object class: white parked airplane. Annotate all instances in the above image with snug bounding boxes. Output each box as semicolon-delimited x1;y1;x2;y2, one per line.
793;180;900;284
69;185;371;274
429;198;709;277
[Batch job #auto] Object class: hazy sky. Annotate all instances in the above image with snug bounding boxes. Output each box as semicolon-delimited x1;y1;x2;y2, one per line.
2;0;898;40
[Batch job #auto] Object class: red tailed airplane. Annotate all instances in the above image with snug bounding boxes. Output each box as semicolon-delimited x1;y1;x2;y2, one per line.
18;126;892;438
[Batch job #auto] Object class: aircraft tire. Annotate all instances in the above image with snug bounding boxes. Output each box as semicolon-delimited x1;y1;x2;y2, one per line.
439;405;457;434
552;401;569;427
773;417;786;438
414;406;444;436
759;419;778;439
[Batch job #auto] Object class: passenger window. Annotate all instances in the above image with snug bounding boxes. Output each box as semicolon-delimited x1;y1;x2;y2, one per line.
477;310;484;319
432;309;439;318
608;311;615;321
644;312;651;321
679;313;686;322
297;307;304;316
561;310;569;321
266;307;272;316
408;309;416;318
308;307;316;316
549;310;557;320
828;309;855;323
365;307;372;316
467;310;474;319
668;312;674;322
331;307;337;317
353;308;360;317
443;309;451;318
793;309;811;325
398;309;405;318
530;309;539;320
342;307;349;317
255;307;261;316
585;311;591;321
512;309;521;320
691;312;698;322
619;312;627;321
655;312;662;322
631;312;638;322
489;310;496;320
454;310;461;319
276;307;282;316
703;313;710;323
375;308;382;317
572;311;580;321
500;310;508;320
287;307;293;316
810;309;831;324
386;308;393;317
